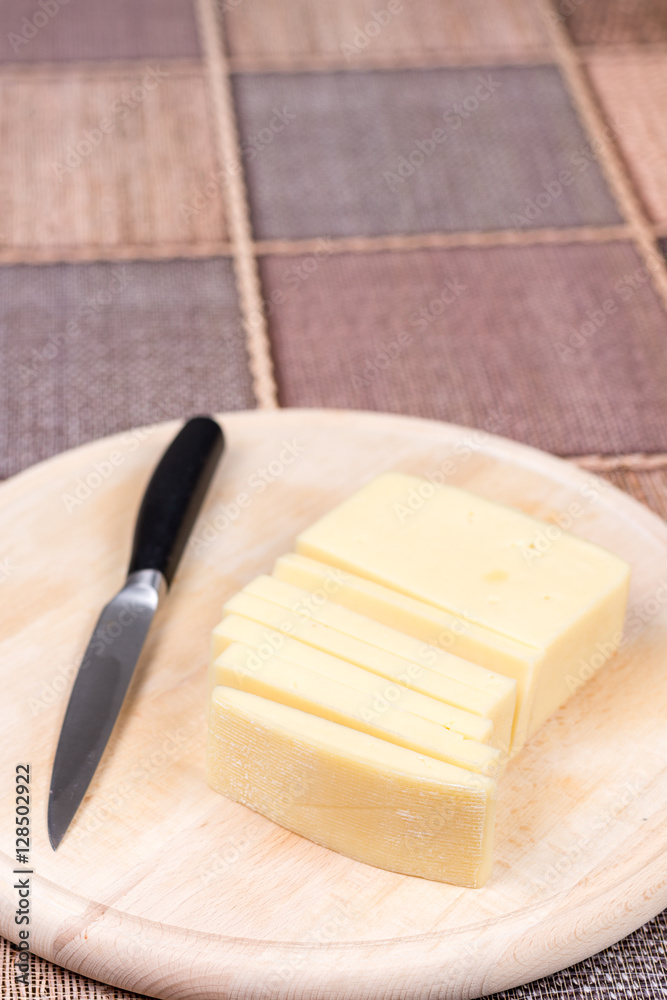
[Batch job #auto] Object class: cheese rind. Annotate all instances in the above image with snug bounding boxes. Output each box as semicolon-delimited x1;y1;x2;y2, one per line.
293;476;630;747
207;685;496;887
218;589;514;753
213;637;499;772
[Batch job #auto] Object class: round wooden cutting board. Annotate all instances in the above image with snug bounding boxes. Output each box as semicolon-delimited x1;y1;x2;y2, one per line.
1;409;666;1000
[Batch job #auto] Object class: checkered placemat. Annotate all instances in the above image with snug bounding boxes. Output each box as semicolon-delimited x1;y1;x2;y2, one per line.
2;0;666;996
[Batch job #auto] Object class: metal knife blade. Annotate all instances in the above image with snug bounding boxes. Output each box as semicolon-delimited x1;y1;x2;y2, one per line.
48;416;224;849
47;569;165;850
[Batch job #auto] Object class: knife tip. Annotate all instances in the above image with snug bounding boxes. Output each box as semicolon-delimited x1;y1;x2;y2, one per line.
47;801;66;851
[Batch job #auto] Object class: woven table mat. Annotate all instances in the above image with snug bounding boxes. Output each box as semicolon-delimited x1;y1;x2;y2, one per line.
2;0;667;995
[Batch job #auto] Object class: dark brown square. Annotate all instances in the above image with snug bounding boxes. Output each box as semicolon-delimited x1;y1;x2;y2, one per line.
559;0;667;45
260;242;667;455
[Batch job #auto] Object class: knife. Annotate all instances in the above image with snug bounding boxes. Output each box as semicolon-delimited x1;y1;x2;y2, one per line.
48;415;225;850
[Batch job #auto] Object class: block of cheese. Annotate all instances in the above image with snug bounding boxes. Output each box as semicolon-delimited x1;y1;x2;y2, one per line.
295;474;630;748
274;551;538;665
213;642;501;776
218;594;514;749
208;685;497;887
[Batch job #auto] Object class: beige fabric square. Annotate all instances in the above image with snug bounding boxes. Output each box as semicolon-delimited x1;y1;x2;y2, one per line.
0;67;226;251
586;53;667;225
224;0;551;63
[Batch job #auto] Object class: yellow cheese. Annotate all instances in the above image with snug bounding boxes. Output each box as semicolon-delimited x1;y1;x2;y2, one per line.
209;615;498;760
207;685;497;887
295;474;630;748
273;554;536;750
213;642;500;776
217;589;514;754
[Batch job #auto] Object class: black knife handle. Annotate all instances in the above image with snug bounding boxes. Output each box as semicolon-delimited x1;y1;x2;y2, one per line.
128;416;225;588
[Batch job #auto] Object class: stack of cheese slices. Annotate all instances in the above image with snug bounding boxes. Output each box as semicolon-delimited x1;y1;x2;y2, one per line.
206;473;630;888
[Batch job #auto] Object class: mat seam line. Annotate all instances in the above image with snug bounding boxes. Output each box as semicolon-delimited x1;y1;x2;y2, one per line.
253;226;634;257
538;0;667;312
194;0;278;409
0;226;648;267
571;454;667;472
225;49;557;73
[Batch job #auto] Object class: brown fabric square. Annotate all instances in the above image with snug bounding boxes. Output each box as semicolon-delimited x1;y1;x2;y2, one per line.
233;67;621;240
0;258;253;477
260;242;667;455
0;0;200;62
560;0;667;46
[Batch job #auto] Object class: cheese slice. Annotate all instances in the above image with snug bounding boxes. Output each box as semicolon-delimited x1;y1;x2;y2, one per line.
213;642;500;776
208;685;497;887
295;474;630;748
272;554;536;750
214;628;499;761
217;590;514;754
232;576;514;753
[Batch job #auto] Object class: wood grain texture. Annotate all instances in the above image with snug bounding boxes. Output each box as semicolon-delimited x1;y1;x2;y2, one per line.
0;409;666;1000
